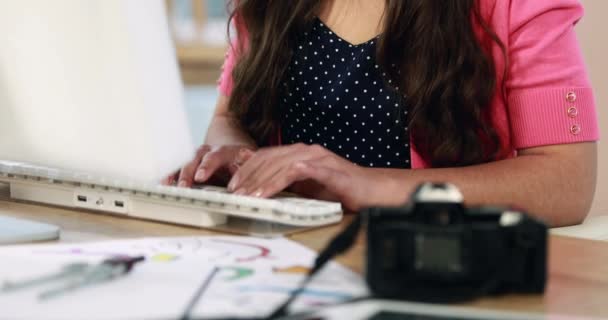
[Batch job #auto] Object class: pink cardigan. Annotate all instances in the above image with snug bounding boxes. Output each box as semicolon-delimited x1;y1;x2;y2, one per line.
218;0;599;169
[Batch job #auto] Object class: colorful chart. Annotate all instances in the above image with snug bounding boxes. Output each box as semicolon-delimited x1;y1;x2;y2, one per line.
33;237;224;263
210;238;274;262
273;265;311;275
220;266;255;281
0;236;368;319
237;285;355;300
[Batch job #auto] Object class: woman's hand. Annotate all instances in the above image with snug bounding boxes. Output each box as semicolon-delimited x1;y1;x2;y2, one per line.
227;143;398;211
162;145;254;188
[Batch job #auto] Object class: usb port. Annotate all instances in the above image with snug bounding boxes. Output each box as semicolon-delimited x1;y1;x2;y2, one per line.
77;195;87;202
114;200;125;208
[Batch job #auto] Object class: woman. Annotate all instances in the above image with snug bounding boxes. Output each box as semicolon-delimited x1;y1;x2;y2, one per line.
167;0;599;227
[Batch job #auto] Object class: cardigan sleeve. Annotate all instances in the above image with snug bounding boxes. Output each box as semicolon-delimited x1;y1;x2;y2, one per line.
218;16;249;97
506;0;599;149
218;41;237;97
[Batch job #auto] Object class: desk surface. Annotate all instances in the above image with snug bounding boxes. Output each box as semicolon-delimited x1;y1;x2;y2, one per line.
1;184;607;319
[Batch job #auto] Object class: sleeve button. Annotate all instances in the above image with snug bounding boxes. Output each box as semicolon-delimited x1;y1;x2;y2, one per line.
570;124;581;135
566;92;577;102
567;106;578;118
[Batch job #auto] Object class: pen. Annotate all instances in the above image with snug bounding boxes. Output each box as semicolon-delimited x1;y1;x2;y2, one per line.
39;255;145;300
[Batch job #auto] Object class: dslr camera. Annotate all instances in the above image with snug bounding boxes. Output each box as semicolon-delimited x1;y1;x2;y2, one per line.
363;183;548;302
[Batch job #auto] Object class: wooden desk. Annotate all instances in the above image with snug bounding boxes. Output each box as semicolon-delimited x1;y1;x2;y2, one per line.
1;184;607;319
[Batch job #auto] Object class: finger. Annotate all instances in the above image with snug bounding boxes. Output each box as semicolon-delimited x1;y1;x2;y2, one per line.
233;148;254;167
193;147;245;183
226;148;255;176
228;146;293;192
230;153;270;194
253;162;311;198
252;156;346;198
233;146;305;194
161;171;180;185
231;144;321;194
177;146;209;187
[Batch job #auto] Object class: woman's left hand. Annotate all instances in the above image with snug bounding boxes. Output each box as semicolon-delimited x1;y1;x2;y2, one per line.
227;143;398;211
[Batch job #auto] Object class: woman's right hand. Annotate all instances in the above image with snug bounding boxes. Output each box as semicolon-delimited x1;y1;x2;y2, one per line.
162;145;254;188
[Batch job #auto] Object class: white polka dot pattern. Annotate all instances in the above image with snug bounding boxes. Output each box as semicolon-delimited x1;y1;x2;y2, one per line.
281;18;411;168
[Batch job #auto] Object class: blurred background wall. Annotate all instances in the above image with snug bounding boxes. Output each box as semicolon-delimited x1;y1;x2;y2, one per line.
578;0;607;218
166;0;226;144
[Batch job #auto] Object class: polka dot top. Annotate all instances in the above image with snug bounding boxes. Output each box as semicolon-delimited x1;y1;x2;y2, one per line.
280;18;412;169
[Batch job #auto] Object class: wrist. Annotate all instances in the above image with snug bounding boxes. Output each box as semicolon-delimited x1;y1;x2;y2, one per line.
369;168;413;207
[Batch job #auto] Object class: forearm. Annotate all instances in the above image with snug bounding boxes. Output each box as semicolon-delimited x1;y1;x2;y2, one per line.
375;144;597;227
204;115;257;148
203;94;257;148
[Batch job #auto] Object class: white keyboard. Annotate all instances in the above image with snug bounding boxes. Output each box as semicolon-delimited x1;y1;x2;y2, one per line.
0;161;343;229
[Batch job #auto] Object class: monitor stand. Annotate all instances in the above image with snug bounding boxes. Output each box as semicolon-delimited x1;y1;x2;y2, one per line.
0;215;60;244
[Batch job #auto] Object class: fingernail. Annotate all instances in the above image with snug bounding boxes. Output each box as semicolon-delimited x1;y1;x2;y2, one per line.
252;189;263;198
228;177;239;191
178;181;187;188
234;188;246;195
194;169;206;181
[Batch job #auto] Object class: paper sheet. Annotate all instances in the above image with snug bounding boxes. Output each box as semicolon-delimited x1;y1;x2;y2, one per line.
0;236;368;319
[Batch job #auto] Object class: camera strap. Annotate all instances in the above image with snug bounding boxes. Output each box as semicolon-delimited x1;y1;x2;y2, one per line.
265;214;364;319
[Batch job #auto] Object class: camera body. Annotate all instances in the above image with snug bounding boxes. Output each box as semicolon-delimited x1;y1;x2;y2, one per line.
363;183;547;302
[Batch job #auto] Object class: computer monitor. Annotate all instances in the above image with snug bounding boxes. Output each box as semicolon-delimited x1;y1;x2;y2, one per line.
0;0;195;243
